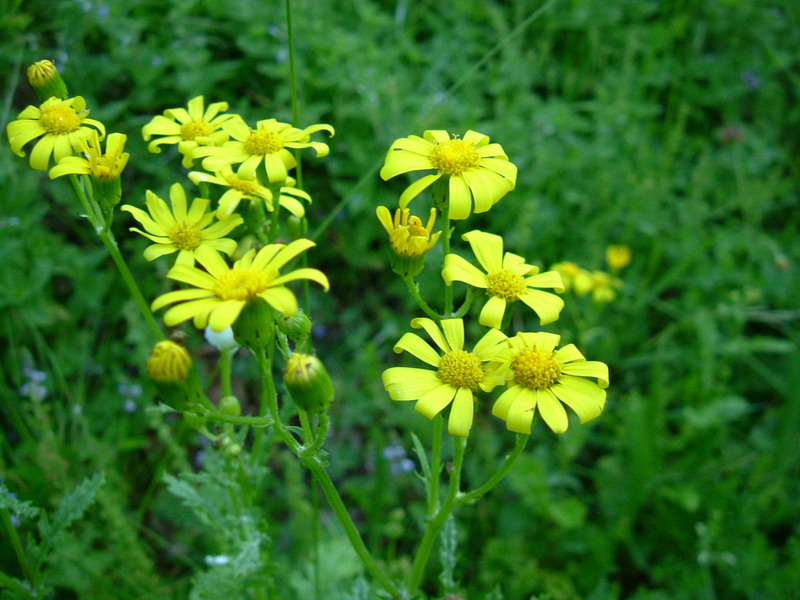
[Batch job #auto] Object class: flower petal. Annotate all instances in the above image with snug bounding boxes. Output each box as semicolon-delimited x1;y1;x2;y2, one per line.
448;175;472;220
380;149;434;180
518;289;565;325
555;344;585;365
163;298;220;327
506;388;537;434
478;296;507;329
168;264;218;290
537;389;569;434
448;387;474;437
208;300;246;332
551;377;606;423
415;385;457;419
398;173;441;207
410;318;450;353
440;318;464;352
151;288;215;311
525;271;565;292
492;385;525;421
442;253;487;288
393;333;441;367
272;268;330;291
462;230;503;273
560;361;609;388
383;368;443;401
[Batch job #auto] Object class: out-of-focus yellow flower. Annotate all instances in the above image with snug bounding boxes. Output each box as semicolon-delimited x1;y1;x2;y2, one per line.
491;332;608;434
151;240;329;332
382;318;507;437
147;341;192;383
606;245;631;271
443;230;564;328
589;270;623;303
550;261;593;295
142;96;236;168
188;167;310;219
7;96;105;171
193;117;334;184
380;130;517;220
49;130;129;181
122;183;242;265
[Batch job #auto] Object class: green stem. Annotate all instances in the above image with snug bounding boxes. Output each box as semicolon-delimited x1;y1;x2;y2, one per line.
302;411;330;456
459;434;528;505
427;415;443;516
202;412;273;428
304;458;401;599
254;346;300;455
219;348;233;398
403;276;441;322
1;508;33;585
452;287;476;318
409;435;466;594
298;409;314;443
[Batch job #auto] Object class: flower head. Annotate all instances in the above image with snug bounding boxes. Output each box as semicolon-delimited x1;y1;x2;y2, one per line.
7;96;105;170
188;167;311;219
589;270;623;303
49;130;129;181
147;341;192;383
380;130;517;220
491;332;609;434
121;183;242;265
193;117;334;183
142;96;236;168
151;240;329;332
443;230;564;328
382;318;507;437
376;206;441;258
606;244;631;271
550;261;592;295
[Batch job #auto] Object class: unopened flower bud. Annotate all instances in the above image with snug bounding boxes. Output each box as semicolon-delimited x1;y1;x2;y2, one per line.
232;298;275;350
284;353;334;413
27;60;68;101
277;308;312;342
219;395;241;416
147;341;191;383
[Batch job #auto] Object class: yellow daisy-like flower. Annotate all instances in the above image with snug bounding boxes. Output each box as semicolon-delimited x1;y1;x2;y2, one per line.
49;130;129;180
121;183;243;265
491;332;609;434
382;318;507;437
550;262;593;295
7;96;105;171
380;130;517;220
443;230;565;329
376;206;441;258
142;96;236;168
193;117;334;184
188;167;311;219
151;241;329;332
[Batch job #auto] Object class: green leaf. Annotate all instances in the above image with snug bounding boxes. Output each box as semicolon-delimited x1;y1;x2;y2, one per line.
47;473;105;539
0;485;39;522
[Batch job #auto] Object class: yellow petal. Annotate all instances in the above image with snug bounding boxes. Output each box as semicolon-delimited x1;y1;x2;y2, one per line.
551;378;606;423
163;298;220;327
492;385;525;420
398;173;441;207
525;271;565;292
393;333;441;367
382;366;440;388
415;385;457;419
410;318;450;353
272;268;330;291
447;387;474;437
462;230;503;272
440;318;464;352
208;300;246;332
448;175;472;220
537;389;569;434
560;362;609;388
478;296;507;329
442;253;487;287
506;389;537;434
555;344;585;364
518;289;565;325
259;286;298;316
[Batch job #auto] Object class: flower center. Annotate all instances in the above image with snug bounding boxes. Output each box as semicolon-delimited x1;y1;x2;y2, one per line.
244;128;285;155
486;269;526;301
406;216;428;237
214;269;273;301
430;139;480;176
179;120;214;140
437;350;484;390
225;172;261;195
170;222;203;250
39;104;81;135
512;347;561;390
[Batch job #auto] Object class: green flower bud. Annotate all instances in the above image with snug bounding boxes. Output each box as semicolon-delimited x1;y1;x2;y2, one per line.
27;60;68;101
284;353;334;413
277;308;312;342
184;413;207;430
232;298;275;350
219;395;241;416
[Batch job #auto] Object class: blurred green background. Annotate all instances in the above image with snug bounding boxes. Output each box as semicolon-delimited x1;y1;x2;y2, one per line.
1;0;799;598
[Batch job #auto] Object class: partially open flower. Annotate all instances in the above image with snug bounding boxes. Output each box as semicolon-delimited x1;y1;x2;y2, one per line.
376;206;441;276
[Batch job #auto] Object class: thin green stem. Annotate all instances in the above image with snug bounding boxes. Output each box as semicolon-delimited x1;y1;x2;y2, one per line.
452;287;476;318
219;348;233;398
427;415;443;516
202;412;273;428
304;458;401;599
298;409;314;443
459;434;528;505
302;412;330;456
403;276;441;322
409;436;466;594
1;508;32;584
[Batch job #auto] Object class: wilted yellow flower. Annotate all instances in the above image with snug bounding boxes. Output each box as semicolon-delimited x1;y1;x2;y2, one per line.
151;241;329;332
491;332;608;434
142;96;236;168
606;245;631;271
193;117;334;184
380;130;517;220
443;230;564;328
49;130;129;181
121;183;242;265
147;341;192;383
382;318;507;437
7;96;105;170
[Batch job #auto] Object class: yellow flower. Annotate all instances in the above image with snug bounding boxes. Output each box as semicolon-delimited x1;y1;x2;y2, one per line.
151;241;329;332
443;230;564;329
382;318;507;437
376;206;441;257
193;117;334;184
606;244;631;271
7;96;105;171
550;261;593;295
188;167;311;219
49;130;129;180
589;270;622;303
147;341;192;383
121;183;243;265
491;332;609;434
142;96;236;168
380;130;517;220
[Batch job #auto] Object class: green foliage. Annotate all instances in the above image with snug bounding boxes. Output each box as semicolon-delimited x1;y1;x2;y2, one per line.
2;0;799;598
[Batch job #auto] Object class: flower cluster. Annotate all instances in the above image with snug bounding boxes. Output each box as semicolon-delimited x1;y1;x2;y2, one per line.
378;129;610;437
551;244;629;304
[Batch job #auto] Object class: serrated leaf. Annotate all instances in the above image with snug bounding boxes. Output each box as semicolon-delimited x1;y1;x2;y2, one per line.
0;484;40;521
47;473;105;539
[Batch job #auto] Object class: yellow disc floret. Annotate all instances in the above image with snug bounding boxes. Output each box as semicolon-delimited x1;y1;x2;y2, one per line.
39;104;81;135
512;347;561;390
430;138;480;176
27;60;57;86
437;350;484;390
147;341;192;383
180;120;214;140
170;222;204;251
485;269;526;301
214;269;272;301
244;128;285;155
